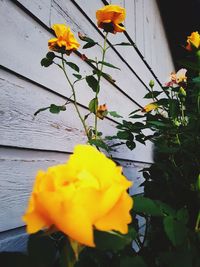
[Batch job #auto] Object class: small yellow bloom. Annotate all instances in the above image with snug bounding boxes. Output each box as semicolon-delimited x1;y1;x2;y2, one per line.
175;68;187;84
22;145;133;247
165;69;187;87
96;104;108;120
186;31;200;51
142;103;158;113
48;24;80;53
96;5;126;34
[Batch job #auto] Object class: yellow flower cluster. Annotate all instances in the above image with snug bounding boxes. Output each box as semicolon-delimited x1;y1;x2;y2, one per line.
23;145;133;247
48;5;126;53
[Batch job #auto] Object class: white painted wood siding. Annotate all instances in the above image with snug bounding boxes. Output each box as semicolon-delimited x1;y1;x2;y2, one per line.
0;0;174;250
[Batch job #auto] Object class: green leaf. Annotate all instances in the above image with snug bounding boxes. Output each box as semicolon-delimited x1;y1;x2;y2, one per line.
126;140;136;150
135;134;145;144
28;232;57;267
83;42;97;49
176;208;189;225
148;120;169;128
86;75;99;92
41;57;53;67
89;139;110;152
157;98;169;106
98;61;120;70
50;104;66;114
34;106;50;116
105;135;118;140
73;74;82;80
163;216;188;246
129;109;141;116
114;42;132;46
93;69;116;83
94;228;136;252
133;196;163;216
129;114;144;119
65;61;79;72
117;131;133;140
192;76;200;83
108;111;123;118
154;200;176;216
46;52;55;60
88;98;98;113
78;35;95;43
120;256;147;267
144;91;162;98
169;99;179;119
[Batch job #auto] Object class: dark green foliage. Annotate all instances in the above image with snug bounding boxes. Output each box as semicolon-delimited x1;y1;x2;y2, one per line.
115;53;200;266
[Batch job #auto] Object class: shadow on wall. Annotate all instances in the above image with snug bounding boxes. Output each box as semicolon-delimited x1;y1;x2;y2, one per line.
157;0;200;67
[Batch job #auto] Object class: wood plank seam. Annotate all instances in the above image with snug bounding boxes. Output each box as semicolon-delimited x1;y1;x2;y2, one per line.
0;65;120;125
0;145;152;164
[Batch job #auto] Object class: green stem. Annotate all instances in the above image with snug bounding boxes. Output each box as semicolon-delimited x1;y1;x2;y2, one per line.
94;32;108;138
61;54;89;140
195;210;200;232
181;102;186;126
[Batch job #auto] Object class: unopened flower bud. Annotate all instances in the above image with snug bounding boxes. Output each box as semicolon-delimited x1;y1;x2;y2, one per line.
149;80;155;88
179;87;186;97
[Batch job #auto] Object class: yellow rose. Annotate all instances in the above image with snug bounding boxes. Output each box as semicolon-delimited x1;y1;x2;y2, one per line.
142;103;158;113
48;24;80;53
22;145;133;247
96;5;126;34
186;31;200;51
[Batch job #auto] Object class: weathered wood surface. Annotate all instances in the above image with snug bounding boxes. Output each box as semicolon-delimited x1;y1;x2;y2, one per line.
0;227;27;252
0;0;153;107
0;68;153;161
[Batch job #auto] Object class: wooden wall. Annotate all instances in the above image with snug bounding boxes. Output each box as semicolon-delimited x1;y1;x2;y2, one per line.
0;0;174;250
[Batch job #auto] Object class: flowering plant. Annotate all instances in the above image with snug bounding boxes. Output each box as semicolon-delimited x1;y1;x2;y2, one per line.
1;2;200;267
114;31;200;267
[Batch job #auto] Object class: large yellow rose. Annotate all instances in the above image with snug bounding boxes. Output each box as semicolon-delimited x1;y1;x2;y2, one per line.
186;31;200;51
96;5;126;34
22;145;133;247
48;24;80;53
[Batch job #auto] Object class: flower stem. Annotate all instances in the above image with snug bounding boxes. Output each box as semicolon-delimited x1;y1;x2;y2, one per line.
61;54;89;140
195;210;200;232
94;32;108;138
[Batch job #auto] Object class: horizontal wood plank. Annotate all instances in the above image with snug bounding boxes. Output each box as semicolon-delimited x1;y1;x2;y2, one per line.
0;68;153;161
0;227;27;252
